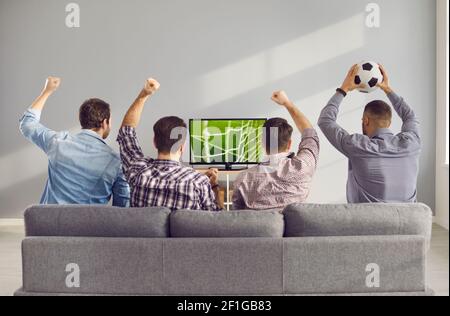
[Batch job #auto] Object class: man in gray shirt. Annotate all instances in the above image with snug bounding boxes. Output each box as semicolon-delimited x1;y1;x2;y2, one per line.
318;65;421;203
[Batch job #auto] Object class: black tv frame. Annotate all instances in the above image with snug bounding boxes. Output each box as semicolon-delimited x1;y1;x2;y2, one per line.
189;118;267;170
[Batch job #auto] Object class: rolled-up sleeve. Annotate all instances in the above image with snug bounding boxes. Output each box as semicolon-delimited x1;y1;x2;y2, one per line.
19;109;58;154
112;167;131;207
117;126;147;185
296;128;320;168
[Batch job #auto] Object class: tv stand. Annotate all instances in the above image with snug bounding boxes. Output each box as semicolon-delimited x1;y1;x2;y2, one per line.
193;166;248;211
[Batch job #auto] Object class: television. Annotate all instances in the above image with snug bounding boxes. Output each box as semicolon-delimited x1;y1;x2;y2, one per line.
189;118;267;169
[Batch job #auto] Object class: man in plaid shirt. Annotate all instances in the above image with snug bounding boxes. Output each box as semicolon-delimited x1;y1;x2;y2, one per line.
117;78;222;211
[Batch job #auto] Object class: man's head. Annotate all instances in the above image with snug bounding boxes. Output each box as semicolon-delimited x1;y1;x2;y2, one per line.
263;118;293;155
362;100;392;137
79;98;111;139
153;116;187;160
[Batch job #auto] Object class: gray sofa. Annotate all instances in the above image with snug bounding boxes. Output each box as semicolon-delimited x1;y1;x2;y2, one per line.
15;203;433;296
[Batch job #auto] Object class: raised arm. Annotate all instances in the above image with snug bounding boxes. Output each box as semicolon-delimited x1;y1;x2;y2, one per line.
117;78;161;183
19;77;62;153
271;90;320;167
377;65;420;140
318;65;361;156
121;78;160;128
30;77;61;111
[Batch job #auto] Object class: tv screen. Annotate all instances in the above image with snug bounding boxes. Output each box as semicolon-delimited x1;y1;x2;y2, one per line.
190;119;267;165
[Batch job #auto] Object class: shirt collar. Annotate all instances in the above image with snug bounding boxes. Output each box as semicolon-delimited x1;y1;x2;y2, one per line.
79;129;107;144
152;159;181;166
261;152;294;164
372;128;394;139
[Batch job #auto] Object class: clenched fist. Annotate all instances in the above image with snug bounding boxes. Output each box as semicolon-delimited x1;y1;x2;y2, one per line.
271;91;291;107
205;168;219;187
43;77;61;94
142;78;160;97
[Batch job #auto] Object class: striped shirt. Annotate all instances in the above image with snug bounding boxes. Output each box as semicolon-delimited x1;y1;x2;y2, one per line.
232;128;320;210
117;127;220;211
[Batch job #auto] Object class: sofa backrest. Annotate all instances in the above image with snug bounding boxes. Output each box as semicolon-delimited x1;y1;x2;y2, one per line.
283;203;433;240
170;210;285;238
24;205;171;238
24;203;433;240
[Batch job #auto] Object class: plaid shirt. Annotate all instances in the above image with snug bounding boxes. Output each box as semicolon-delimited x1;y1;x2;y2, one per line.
232;128;320;210
117;127;220;211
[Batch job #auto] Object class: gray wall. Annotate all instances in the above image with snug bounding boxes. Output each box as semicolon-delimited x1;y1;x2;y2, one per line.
0;0;436;217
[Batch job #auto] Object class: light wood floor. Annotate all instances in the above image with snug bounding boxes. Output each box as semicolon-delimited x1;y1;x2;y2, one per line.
0;224;448;296
0;224;23;296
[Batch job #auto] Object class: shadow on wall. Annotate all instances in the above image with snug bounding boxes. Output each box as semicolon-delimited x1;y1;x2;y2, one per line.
0;172;47;218
194;14;365;111
308;157;350;204
0;144;49;192
0;127;81;218
0;127;80;191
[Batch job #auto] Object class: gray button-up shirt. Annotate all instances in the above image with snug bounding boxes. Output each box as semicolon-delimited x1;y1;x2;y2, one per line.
318;92;421;203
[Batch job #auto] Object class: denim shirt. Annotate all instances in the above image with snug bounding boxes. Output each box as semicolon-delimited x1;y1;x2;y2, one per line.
19;109;130;207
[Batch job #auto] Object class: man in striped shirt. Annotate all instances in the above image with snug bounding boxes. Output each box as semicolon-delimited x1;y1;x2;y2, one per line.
117;78;222;211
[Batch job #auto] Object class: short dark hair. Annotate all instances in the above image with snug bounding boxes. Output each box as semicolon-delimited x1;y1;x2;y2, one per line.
79;98;111;130
153;116;187;154
263;118;293;154
364;100;392;122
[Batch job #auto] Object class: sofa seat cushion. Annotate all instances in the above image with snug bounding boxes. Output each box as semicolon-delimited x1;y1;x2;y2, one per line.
25;205;171;238
283;203;432;239
170;210;284;238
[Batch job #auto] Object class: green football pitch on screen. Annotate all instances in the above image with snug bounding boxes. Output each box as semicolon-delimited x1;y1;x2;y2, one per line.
190;119;266;164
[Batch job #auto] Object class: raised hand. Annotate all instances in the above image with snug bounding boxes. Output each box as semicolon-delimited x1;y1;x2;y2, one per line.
121;78;161;128
377;64;392;94
271;91;292;107
205;168;219;187
340;64;361;93
142;78;161;97
43;77;61;94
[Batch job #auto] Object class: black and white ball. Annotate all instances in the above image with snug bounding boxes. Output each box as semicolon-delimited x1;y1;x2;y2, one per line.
355;61;384;93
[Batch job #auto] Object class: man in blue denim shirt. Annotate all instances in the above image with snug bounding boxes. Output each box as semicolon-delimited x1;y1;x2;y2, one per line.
19;77;130;206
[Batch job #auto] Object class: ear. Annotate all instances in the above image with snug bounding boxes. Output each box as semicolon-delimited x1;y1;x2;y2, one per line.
179;143;185;155
287;139;293;151
363;115;370;126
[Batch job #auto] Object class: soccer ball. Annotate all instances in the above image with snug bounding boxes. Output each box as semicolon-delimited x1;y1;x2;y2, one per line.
355;61;384;93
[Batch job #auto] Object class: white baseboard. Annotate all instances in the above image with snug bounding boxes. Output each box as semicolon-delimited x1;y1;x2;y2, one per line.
0;219;24;226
